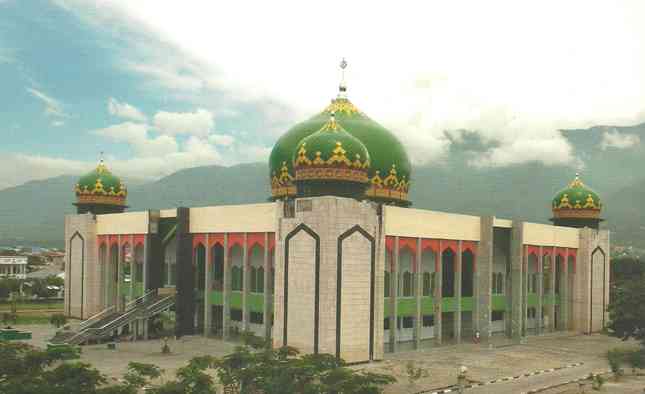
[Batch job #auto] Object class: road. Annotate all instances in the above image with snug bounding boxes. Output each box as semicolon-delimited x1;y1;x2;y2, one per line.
465;362;607;394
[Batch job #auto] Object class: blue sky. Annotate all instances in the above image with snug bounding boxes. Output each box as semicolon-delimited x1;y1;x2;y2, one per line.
1;0;644;189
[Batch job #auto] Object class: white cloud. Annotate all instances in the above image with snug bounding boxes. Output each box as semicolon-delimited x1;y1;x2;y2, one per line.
52;120;65;127
26;88;70;119
208;134;235;147
55;0;645;169
108;97;147;122
153;109;214;136
600;129;641;150
92;122;178;157
471;137;574;168
0;154;91;190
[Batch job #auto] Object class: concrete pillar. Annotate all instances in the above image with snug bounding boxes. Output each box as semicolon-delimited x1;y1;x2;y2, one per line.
435;240;442;346
522;245;529;336
117;235;123;312
129;235;134;302
561;250;569;331
414;238;422;350
536;246;544;335
549;247;556;332
222;234;231;339
510;221;524;341
389;237;399;352
455;240;462;344
204;234;212;336
263;232;272;341
477;216;494;343
242;233;250;332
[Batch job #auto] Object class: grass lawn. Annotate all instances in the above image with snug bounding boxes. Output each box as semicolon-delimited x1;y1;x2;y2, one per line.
2;314;52;325
0;302;63;311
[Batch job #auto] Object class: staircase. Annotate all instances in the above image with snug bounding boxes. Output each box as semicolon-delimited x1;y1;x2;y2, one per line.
50;289;175;345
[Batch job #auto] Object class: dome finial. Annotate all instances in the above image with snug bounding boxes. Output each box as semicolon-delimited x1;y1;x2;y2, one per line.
338;58;348;99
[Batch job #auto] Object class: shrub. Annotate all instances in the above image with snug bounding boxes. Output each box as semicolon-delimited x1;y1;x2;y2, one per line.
49;314;67;328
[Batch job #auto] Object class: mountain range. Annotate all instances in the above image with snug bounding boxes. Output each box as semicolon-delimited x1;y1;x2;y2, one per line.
1;124;644;249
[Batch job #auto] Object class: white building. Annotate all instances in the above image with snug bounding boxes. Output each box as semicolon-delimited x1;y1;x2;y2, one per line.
0;256;28;279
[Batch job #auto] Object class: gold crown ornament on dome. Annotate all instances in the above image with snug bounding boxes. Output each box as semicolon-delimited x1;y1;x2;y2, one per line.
551;173;602;220
293;114;370;184
75;159;127;206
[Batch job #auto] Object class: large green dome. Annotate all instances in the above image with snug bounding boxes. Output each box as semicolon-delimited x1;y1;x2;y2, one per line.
293;115;370;198
75;160;127;207
552;174;601;220
270;96;412;206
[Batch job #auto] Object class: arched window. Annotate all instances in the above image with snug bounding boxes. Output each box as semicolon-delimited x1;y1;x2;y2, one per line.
497;273;504;295
461;250;474;297
423;272;432;296
402;271;413;297
257;267;264;293
398;248;414;297
211;243;224;291
230;245;243;291
421;248;435;297
491;273;497;294
384;271;391;297
442;248;455;297
543;254;551;293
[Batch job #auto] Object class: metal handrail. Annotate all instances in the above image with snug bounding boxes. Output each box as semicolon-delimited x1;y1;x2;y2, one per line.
79;305;116;330
146;294;174;311
125;289;157;311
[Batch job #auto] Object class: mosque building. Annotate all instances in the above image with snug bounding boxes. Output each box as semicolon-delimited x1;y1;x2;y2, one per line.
62;63;610;363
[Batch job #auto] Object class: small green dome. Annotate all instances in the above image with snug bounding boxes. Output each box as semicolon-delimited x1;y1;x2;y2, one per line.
270;96;412;205
293;115;370;187
552;174;601;219
75;160;127;207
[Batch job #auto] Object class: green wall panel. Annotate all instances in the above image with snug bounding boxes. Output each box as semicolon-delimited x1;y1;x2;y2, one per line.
527;293;539;307
231;291;243;309
492;295;507;311
461;297;473;311
210;291;223;306
384;298;391;317
249;293;264;313
421;297;434;315
397;298;416;316
442;297;457;312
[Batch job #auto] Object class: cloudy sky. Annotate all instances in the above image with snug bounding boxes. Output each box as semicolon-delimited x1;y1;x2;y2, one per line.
0;0;644;189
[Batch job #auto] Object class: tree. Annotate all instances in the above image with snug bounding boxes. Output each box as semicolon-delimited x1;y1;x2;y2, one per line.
212;342;396;394
0;341;159;394
610;257;645;286
607;277;645;345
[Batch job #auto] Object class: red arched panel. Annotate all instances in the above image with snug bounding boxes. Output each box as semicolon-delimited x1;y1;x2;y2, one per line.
556;247;567;259
568;248;577;273
398;237;417;254
97;235;107;248
385;236;394;253
109;234;119;247
441;239;458;254
542;247;552;256
208;233;224;248
462;241;477;254
462;241;477;273
247;232;265;252
228;233;244;250
133;234;145;247
526;245;540;258
421;238;439;253
192;234;206;249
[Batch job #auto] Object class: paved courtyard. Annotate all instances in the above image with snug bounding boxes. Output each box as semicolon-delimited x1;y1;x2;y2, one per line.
12;324;644;392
